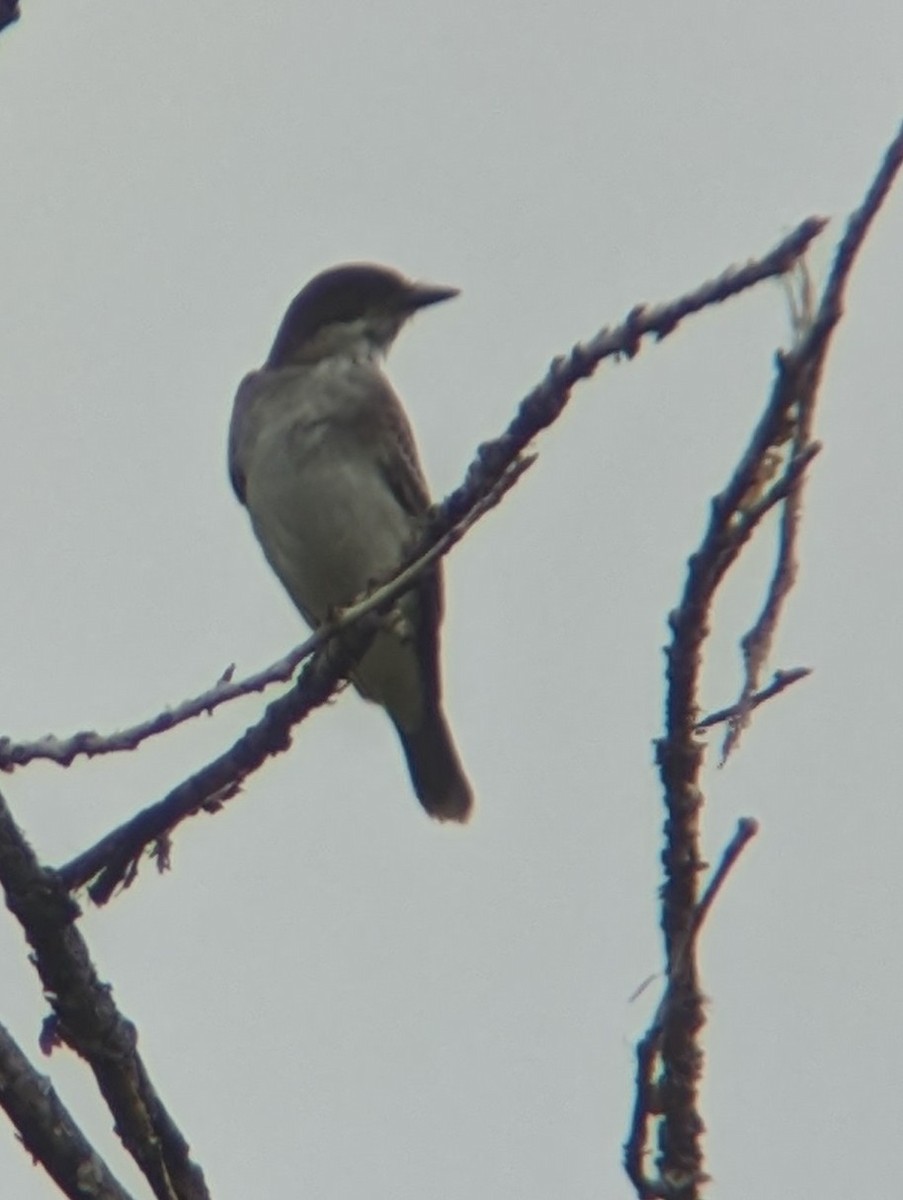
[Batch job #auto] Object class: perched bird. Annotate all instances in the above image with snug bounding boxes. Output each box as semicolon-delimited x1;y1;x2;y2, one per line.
228;263;473;822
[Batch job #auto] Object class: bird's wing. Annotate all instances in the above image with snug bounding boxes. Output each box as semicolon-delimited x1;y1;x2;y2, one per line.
366;377;432;520
367;376;446;683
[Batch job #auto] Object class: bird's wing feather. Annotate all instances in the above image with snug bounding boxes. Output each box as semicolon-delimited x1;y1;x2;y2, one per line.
367;377;432;520
364;375;446;693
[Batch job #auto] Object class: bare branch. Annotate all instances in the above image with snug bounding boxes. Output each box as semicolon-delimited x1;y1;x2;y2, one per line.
0;219;825;775
55;459;533;902
58;634;360;903
0;790;209;1200
626;120;903;1199
688;817;759;940
721;117;903;759
819;117;903;329
0;1020;136;1200
0;459;532;774
722;439;812;760
432;217;825;537
45;222;829;901
695;667;812;732
624;821;758;1199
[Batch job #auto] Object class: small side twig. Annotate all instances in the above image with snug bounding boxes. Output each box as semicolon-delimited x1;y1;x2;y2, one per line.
695;667;812;732
645;332;819;1198
624;820;759;1199
720;119;903;762
688;817;759;940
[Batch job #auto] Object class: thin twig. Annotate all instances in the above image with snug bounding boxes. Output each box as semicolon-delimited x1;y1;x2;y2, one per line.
688;818;759;940
435;217;825;536
819;117;903;329
0;460;533;775
721;117;903;762
695;667;812;731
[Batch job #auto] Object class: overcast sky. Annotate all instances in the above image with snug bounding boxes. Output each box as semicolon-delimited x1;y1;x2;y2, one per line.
1;3;901;1197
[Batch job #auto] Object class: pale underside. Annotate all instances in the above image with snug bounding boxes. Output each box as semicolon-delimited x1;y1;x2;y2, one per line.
229;357;440;733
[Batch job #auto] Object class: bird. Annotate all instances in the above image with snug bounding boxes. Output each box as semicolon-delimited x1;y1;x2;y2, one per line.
228;262;473;822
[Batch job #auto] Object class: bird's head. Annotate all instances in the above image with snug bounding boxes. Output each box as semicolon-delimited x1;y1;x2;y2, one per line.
266;263;459;368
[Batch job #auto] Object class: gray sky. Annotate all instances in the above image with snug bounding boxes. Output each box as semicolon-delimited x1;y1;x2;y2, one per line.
1;3;901;1197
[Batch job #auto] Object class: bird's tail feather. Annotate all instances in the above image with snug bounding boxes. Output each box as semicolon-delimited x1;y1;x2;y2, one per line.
396;710;473;823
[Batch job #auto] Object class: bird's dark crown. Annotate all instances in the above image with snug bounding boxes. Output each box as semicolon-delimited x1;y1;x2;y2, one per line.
266;262;458;368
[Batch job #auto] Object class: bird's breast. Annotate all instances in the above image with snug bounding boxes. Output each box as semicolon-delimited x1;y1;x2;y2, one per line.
243;402;415;623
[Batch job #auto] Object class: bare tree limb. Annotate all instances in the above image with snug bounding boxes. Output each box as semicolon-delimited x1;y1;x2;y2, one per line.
723;117;903;761
688;817;759;939
56;458;533;901
625;118;903;1200
433;217;826;530
624;821;758;1198
820;117;903;324
0;1020;136;1200
645;375;811;1192
0;218;826;776
58;637;359;903
45;221;830;904
0;790;209;1200
0;458;532;775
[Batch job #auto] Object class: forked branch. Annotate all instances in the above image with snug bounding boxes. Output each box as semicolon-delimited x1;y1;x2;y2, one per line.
624;118;903;1200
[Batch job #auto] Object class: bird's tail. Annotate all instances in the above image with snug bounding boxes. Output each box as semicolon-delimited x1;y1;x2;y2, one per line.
395;709;474;823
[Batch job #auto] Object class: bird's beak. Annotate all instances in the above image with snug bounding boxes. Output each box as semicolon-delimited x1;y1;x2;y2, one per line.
405;281;460;311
